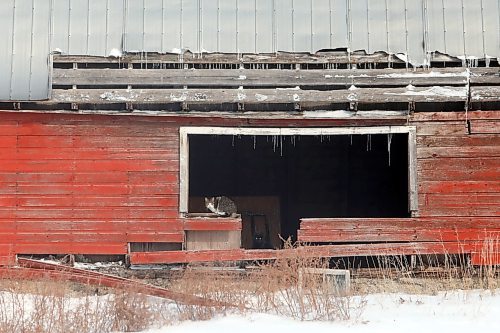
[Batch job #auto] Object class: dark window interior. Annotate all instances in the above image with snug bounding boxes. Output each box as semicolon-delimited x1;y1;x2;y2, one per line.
189;133;409;246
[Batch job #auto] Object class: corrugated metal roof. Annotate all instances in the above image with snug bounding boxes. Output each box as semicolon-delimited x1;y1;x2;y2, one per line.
1;0;499;101
0;0;51;101
50;0;499;62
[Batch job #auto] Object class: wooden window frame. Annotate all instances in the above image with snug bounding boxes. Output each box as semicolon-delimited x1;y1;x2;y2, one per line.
179;126;418;216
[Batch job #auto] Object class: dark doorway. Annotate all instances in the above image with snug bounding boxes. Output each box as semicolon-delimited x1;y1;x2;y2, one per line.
189;133;409;247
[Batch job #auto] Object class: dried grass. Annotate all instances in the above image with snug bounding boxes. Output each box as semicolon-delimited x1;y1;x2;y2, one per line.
0;278;170;333
0;238;499;331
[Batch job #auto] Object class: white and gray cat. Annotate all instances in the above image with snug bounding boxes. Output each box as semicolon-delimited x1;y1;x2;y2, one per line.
204;196;238;217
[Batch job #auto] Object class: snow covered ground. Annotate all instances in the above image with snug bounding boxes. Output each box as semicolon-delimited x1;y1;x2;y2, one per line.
145;290;500;333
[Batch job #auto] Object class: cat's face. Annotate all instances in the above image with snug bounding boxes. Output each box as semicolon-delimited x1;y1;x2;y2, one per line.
204;197;215;206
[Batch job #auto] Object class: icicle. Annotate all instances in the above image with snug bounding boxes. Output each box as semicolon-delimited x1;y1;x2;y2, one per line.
232;135;235;147
280;135;283;156
253;135;257;149
350;134;353;146
387;133;393;166
366;134;372;151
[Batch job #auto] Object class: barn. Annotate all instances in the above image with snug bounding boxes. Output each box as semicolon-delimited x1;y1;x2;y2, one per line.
0;0;499;267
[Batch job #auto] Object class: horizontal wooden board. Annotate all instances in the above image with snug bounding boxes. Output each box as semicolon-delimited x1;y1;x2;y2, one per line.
418;207;499;217
0;171;178;184
417;146;500;159
0;160;178;172
416;122;468;136
8;231;181;244
52;68;473;88
182;218;242;231
417;134;500;148
0;207;179;219
470;120;500;134
47;86;469;106
52;51;468;65
126;232;184;243
0;172;125;183
411;111;500;122
2;220;183;233
129;241;491;264
14;243;127;255
7;184;178;195
130;249;245;264
16;136;178;149
0;110;411;127
298;229;500;243
471;86;500;102
0;148;178;161
421;193;500;206
12;123;177;137
419;181;500;194
299;217;500;230
471;252;500;265
9;195;178;207
0;136;17;148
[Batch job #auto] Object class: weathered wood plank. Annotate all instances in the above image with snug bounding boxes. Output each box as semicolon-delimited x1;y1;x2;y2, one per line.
470;120;500;134
51;51;473;65
299;217;500;230
0;171;177;184
8;222;183;233
411;111;500;122
0;148;178;160
0;160;178;172
469;68;500;85
0;207;178;219
419;181;500;194
417;146;500;159
471;252;500;265
417;135;500;148
129;242;486;264
0;109;411;126
52;51;409;65
9;231;183;243
183;218;242;231
418;207;499;217
16;135;178;149
47;86;469;106
415;122;468;136
471;86;500;102
14;243;127;255
298;229;500;243
12;195;178;207
10;184;178;195
52;68;473;88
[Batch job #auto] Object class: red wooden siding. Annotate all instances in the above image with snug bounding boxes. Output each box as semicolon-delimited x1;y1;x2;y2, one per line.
0;110;499;265
296;111;500;261
0;112;181;259
413;111;500;218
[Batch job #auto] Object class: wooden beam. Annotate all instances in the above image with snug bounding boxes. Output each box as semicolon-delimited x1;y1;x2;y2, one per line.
47;87;469;106
129;242;483;264
471;86;500;102
182;218;242;231
52;68;481;88
180;125;415;136
52;51;471;65
53;51;407;65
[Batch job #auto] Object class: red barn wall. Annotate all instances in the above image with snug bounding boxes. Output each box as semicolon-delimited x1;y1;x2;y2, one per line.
0;110;498;264
412;112;499;218
0;112;182;258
